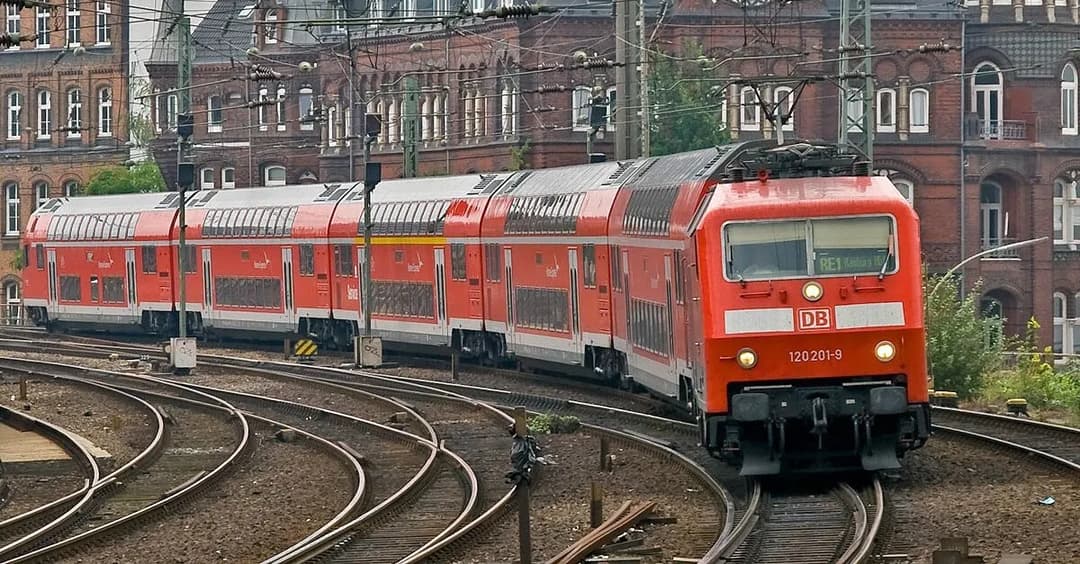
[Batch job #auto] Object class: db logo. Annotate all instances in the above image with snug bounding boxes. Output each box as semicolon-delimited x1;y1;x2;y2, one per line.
798;308;832;330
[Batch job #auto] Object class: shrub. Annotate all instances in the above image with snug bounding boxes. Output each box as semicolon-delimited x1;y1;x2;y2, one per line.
983;318;1080;413
528;413;581;435
924;274;1002;398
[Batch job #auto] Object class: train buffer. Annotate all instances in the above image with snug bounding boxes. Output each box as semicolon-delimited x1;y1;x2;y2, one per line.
291;338;318;362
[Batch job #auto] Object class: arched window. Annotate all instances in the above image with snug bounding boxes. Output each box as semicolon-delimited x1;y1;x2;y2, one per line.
166;93;178;130
876;88;896;133
95;0;110;44
973;62;1003;139
980;295;1004;347
572;86;590;131
1053;292;1067;354
4;182;19;235
276;86;286;131
1063;64;1078;135
605;85;616;132
326;104;338;146
36;90;51;139
6;91;21;140
221;167;236;189
200;167;216;190
773;86;794;132
34;181;48;209
3;281;20;326
909;88;929;133
264;9;278;43
893;178;914;205
980;181;1003;248
298;87;314;131
98;87;112;136
207;95;222;132
63;180;78;197
263;165;286;186
66;88;81;138
740;86;759;131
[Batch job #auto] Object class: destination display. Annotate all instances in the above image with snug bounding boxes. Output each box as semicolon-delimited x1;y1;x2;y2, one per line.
813;248;892;275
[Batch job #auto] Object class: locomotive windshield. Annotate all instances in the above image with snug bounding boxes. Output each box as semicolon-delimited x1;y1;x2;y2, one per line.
724;216;896;280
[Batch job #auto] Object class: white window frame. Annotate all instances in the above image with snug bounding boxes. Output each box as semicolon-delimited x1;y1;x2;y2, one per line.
605;85;616;132
1053;292;1068;355
264;165;286;186
258;86;269;131
333;2;346;32
326;105;338;146
207;94;223;132
276;86;286;131
64;180;78;197
66;88;81;137
66;0;81;47
740;86;760;131
98;87;112;136
36;6;50;47
167;93;177;130
910;88;929;134
5;5;19;44
200;167;216;189
4;281;20;325
972;62;1003;139
980;180;1004;248
876;88;896;133
1053;177;1080;246
4;183;19;236
264;9;278;44
572;86;590;132
7;91;21;140
34;182;48;209
37;90;52;139
773;86;794;132
1064;64;1078;135
298;87;313;131
222;167;236;189
95;0;110;45
892;178;914;205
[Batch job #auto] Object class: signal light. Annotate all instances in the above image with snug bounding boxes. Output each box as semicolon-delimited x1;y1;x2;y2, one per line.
736;348;757;369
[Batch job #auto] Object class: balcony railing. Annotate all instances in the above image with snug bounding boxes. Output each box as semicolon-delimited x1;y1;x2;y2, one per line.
974;120;1028;141
980;237;1022;259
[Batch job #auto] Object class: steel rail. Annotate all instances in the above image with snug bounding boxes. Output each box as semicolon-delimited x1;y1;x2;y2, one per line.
0;405;101;559
0;357;253;563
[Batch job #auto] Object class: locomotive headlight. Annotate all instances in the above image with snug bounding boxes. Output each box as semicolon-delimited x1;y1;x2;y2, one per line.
736;348;758;369
874;341;896;362
802;281;823;302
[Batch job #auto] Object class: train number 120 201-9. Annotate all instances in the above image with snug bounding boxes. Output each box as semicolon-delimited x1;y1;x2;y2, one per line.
789;349;843;363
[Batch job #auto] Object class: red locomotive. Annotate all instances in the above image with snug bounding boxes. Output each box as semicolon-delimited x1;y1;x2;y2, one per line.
21;140;930;474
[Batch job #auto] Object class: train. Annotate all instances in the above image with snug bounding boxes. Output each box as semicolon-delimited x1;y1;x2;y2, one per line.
20;140;931;475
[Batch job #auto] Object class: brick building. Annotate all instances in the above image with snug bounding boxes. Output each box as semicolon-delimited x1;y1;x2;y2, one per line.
0;0;129;323
145;0;1080;345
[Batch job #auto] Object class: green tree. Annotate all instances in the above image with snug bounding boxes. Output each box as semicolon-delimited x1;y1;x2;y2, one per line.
86;162;166;196
924;274;1003;398
127;77;157;148
648;40;730;156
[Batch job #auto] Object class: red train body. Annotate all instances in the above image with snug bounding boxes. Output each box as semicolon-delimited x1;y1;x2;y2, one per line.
21;141;931;474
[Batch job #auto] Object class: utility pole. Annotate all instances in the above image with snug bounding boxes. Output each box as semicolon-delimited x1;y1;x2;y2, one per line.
172;13;197;373
837;0;874;164
402;76;419;178
638;0;650;157
614;0;641;160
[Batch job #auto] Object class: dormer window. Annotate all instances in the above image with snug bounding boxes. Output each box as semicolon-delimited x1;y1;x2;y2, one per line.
264;9;278;44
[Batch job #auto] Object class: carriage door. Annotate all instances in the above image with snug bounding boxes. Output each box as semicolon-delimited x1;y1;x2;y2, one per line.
125;248;137;318
201;248;214;328
568;248;581;353
504;248;515;348
664;254;676;381
282;247;295;330
621;248;631;349
47;249;57;309
434;248;448;340
356;246;366;322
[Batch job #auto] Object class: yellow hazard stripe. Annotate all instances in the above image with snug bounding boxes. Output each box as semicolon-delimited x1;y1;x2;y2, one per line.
352;236;448;246
294;340;318;356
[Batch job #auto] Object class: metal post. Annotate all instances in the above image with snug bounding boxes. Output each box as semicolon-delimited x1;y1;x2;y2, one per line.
177;16;191;340
18;377;26;401
837;0;874;163
362;139;374;336
402;76;419;178
638;0;650;157
513;406;531;564
590;481;604;528
614;0;642;160
599;436;610;471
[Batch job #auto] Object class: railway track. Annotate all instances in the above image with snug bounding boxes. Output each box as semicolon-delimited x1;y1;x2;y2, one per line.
0;333;742;562
931;406;1080;472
